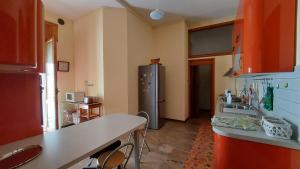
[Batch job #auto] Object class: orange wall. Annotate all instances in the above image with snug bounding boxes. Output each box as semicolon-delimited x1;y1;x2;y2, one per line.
0;74;42;145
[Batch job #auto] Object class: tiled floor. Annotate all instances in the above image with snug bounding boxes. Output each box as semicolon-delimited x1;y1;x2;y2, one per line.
71;118;207;169
127;119;201;169
184;116;214;169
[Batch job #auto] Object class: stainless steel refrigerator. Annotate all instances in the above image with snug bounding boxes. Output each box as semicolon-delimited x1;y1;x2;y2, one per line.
138;64;165;129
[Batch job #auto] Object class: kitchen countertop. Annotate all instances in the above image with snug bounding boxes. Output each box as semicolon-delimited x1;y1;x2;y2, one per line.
212;99;300;150
0;114;146;169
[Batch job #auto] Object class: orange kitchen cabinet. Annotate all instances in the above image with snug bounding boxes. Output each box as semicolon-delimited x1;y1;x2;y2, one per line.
232;0;296;74
35;0;44;73
213;134;300;169
0;74;43;145
0;0;44;73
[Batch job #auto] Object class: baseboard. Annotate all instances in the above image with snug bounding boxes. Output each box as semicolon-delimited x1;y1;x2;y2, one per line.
164;116;190;123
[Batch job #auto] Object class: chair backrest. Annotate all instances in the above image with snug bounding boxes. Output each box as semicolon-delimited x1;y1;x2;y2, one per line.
138;111;150;129
100;143;134;169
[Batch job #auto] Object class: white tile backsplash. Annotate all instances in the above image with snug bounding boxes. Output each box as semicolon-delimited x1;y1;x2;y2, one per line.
236;66;300;142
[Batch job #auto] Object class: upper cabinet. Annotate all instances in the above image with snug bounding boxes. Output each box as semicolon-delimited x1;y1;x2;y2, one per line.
232;0;296;74
0;0;44;73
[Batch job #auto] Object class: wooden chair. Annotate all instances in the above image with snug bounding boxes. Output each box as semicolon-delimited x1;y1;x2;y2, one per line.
97;143;134;169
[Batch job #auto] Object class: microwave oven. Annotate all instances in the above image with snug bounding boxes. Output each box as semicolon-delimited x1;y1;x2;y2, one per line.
65;92;85;102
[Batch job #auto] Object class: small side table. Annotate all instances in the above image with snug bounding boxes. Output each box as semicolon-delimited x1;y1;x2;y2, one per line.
79;102;103;120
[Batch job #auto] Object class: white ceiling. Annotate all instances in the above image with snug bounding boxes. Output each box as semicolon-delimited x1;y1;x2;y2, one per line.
128;0;239;25
43;0;239;25
43;0;122;20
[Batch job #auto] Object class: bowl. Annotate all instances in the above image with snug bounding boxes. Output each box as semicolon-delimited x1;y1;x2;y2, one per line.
150;58;160;64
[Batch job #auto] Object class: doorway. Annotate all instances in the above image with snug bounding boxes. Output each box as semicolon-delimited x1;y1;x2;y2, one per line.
41;22;58;131
189;59;215;118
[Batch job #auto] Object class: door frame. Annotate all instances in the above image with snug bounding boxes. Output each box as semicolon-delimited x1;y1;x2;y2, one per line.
188;58;215;117
45;21;59;129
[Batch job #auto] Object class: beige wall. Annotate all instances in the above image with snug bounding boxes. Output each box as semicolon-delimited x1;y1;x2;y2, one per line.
72;7;233;121
74;10;103;98
153;21;189;121
73;8;154;115
127;11;154;114
214;55;236;98
152;19;233;121
188;16;235;30
102;8;129;113
73;9;190;120
44;10;75;126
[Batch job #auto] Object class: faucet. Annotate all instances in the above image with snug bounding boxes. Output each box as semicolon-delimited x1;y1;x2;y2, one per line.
238;87;248;104
239;87;247;97
248;88;259;108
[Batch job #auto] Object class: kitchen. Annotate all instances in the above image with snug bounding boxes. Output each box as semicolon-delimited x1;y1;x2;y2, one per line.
1;0;300;169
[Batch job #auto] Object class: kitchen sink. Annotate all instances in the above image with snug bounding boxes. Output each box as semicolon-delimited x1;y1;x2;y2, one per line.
221;96;242;103
223;104;253;110
212;116;260;131
221;103;257;116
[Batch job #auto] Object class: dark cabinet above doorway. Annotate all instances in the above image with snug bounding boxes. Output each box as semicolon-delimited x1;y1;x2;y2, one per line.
189;21;234;58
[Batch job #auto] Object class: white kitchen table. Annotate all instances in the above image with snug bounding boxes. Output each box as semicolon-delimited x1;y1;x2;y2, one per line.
0;114;146;169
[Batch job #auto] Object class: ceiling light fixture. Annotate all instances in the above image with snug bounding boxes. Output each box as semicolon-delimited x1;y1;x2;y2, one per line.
150;9;165;20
